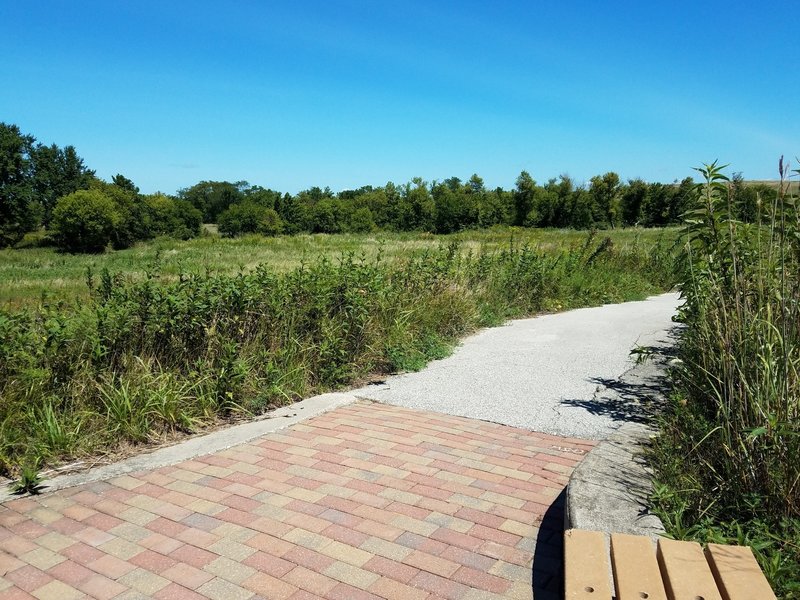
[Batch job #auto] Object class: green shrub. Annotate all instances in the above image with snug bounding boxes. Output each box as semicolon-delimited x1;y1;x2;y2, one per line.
218;202;283;237
50;189;122;252
144;194;202;240
95;181;150;249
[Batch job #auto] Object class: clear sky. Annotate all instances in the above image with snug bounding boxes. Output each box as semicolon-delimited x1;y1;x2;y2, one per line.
1;1;796;195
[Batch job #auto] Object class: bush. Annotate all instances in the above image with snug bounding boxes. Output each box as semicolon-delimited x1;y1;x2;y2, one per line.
96;181;150;249
50;189;122;252
144;194;202;240
218;202;283;237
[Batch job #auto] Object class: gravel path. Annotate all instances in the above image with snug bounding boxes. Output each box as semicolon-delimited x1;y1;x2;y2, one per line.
351;292;682;440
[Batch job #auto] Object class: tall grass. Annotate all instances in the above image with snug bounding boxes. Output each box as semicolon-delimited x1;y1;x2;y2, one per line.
0;227;677;306
0;233;674;477
651;160;800;597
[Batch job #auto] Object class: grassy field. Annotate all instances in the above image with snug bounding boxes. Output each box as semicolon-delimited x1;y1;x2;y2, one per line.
0;225;677;487
0;226;679;306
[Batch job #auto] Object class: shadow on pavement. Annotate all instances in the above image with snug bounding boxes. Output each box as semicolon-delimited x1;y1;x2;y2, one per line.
531;488;567;599
558;325;682;426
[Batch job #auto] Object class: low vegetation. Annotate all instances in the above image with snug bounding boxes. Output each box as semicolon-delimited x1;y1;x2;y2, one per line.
0;230;675;480
651;160;800;598
0;227;674;307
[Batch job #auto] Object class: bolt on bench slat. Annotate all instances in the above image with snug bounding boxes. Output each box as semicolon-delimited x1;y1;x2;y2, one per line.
705;543;776;600
611;533;667;600
564;529;613;599
657;537;722;600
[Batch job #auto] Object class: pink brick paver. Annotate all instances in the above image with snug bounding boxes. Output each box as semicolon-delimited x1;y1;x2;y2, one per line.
0;402;594;599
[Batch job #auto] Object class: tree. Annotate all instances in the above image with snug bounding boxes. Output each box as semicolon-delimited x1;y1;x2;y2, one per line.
513;171;536;226
432;182;464;233
467;173;485;195
112;174;139;194
528;186;558;227
477;188;509;228
399;178;434;231
30;143;94;225
244;185;281;210
641;183;672;226
311;199;348;233
348;207;376;233
589;172;621;227
670;177;697;223
620;179;648;225
730;173;772;223
275;193;311;234
355;188;391;228
178;180;246;222
218;202;282;237
549;175;575;227
570;189;595;229
92;179;148;248
0;123;36;246
50;189;122;252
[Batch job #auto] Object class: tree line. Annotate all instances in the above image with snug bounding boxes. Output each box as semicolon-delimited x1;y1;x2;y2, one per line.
1;122;776;252
0;123;201;251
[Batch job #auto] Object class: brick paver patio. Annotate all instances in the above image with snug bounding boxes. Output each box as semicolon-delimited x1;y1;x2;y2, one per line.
0;401;594;599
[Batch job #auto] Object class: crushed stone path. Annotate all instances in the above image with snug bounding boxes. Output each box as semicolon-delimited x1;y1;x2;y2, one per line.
0;402;594;600
352;292;681;440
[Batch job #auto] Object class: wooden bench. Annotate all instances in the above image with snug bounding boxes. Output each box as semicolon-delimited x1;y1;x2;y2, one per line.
564;529;776;600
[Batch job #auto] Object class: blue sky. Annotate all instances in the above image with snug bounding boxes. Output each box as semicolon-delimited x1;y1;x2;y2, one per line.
1;1;796;194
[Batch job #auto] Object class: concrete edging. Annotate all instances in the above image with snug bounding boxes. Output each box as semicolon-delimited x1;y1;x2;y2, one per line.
1;392;358;504
564;344;673;540
565;421;665;539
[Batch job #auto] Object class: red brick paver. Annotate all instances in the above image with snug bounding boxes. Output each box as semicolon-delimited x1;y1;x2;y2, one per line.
0;402;594;599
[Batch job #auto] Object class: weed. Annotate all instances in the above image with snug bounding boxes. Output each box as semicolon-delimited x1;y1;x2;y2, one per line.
651;159;800;597
9;459;44;495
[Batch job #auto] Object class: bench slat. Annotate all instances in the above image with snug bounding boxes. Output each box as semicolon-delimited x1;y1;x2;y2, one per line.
564;529;612;599
657;537;723;600
611;533;667;600
705;543;776;600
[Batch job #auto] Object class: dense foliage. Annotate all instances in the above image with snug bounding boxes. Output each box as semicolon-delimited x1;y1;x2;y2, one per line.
0;233;673;478
50;189;123;252
652;161;800;597
183;172;707;237
0;122;202;252
3;121;779;253
0;123;93;246
218;202;282;237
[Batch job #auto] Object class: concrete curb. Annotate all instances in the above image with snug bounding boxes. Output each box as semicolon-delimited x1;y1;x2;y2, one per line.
564;338;676;540
565;421;665;539
1;392;358;504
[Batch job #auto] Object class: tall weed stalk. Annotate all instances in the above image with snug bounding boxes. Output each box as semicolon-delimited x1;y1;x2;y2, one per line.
653;159;800;597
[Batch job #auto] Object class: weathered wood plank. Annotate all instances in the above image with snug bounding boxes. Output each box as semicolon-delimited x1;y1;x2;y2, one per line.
611;533;667;600
564;529;613;600
657;537;723;600
705;543;776;600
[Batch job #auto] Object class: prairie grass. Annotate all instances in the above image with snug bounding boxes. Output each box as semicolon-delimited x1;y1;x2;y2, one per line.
651;161;800;597
0;227;676;306
0;229;675;479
